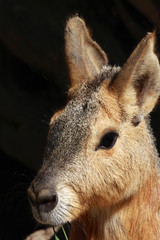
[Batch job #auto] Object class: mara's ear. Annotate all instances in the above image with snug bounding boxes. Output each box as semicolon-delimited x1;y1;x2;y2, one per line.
109;32;160;123
65;16;108;88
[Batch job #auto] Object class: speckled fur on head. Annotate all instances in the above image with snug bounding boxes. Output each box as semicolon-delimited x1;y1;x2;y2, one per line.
45;65;121;164
28;16;160;240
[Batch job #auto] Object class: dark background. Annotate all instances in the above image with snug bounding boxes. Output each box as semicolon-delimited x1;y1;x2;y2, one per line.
0;0;160;239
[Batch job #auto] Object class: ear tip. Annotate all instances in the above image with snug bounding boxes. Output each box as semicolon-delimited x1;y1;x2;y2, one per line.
143;31;156;46
65;15;86;32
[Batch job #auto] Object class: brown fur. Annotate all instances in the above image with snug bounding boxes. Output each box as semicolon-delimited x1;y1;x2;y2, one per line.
28;16;160;239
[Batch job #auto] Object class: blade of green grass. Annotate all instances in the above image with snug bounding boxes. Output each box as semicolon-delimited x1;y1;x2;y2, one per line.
53;227;60;240
62;226;68;240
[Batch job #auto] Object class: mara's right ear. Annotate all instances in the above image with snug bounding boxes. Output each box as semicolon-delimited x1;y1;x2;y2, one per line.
65;16;108;88
109;32;160;123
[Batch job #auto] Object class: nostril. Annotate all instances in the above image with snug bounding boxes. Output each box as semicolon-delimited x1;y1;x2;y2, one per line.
28;186;58;212
37;191;58;212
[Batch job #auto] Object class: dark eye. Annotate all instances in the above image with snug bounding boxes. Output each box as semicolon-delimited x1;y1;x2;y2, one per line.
97;132;118;150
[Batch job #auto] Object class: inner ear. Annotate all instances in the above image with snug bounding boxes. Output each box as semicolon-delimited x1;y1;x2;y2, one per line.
134;76;146;97
134;74;149;103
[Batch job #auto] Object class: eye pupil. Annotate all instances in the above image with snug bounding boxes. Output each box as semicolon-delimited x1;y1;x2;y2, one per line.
97;132;118;150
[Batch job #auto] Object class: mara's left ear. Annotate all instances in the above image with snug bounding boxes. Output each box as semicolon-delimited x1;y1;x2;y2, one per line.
110;32;160;123
65;16;108;88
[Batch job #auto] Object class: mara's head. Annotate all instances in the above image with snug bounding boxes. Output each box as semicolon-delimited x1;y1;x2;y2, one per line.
28;16;160;227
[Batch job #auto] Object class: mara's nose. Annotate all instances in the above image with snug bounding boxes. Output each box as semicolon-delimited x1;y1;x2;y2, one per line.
28;186;58;212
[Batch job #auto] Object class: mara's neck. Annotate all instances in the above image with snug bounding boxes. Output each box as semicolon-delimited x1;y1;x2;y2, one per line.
69;172;160;240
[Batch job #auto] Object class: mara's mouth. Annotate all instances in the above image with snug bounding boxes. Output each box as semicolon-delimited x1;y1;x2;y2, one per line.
28;185;82;226
31;201;69;226
30;191;80;226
